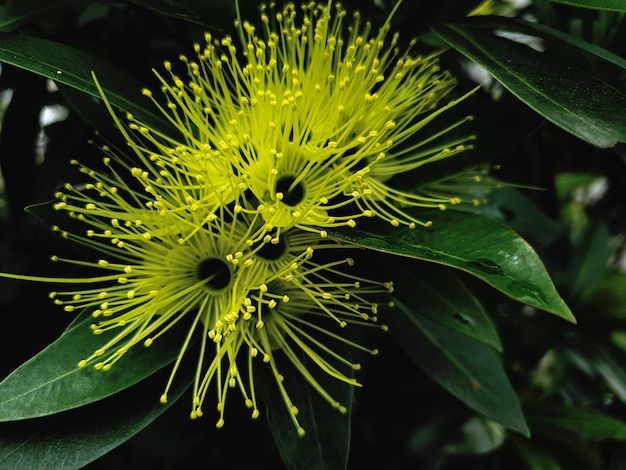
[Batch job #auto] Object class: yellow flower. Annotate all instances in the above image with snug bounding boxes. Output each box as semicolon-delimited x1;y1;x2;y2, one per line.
190;243;392;434
1;0;486;436
115;0;479;236
1;147;391;431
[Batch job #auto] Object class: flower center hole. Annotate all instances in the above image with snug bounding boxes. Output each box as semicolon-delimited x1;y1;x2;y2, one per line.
256;236;287;261
196;258;231;291
276;175;305;207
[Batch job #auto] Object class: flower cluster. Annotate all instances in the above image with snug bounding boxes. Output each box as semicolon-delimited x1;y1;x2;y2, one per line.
2;1;483;434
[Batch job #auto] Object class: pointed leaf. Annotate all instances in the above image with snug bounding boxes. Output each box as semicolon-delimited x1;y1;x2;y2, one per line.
569;221;610;298
579;344;626;404
431;20;626;147
389;297;529;435
388;258;502;351
127;0;233;26
549;0;626;11
580;273;626;318
0;367;190;470
330;210;574;322
526;405;626;440
0;310;191;420
510;437;564;470
0;33;170;133
258;345;355;470
473;188;563;247
0;0;93;31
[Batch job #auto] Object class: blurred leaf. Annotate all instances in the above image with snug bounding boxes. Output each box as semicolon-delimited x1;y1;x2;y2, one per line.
510;437;564;470
0;68;47;218
0;365;190;470
441;416;507;455
549;0;626;11
579;273;626;318
0;33;170;133
568;221;610;299
574;344;626;404
389;297;529;435
0;309;191;421
431;19;626;147
526;405;626;440
443;416;507;455
390;259;502;351
259;344;355;470
330;210;574;322
555;172;602;201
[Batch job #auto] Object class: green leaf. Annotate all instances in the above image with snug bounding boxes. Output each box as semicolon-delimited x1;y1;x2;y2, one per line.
0;366;190;470
549;0;626;11
388;258;502;351
431;19;626;147
510;437;564;470
504;17;626;72
0;33;170;133
581;273;626;318
0;310;191;421
393;99;543;189
258;345;355;470
389;297;529;435
330;210;574;322
473;188;563;247
0;0;92;31
582;345;626;404
526;405;626;440
127;0;234;27
568;221;610;299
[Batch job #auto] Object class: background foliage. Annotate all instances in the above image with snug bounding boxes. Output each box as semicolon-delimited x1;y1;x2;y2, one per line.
0;0;625;468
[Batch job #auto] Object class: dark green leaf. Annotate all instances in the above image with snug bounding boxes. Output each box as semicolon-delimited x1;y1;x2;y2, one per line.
330;210;574;322
0;309;191;420
567;343;626;405
127;0;233;28
0;366;190;470
510;437;564;470
569;221;610;299
473;188;563;247
388;258;502;351
0;0;92;32
0;33;170;133
526;405;626;440
431;20;626;147
580;273;626;318
549;0;626;11
389;297;529;435
259;344;355;470
394;99;543;189
501;17;626;72
585;345;626;404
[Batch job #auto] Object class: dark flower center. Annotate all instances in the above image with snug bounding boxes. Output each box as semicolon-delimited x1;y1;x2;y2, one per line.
196;258;231;292
256;236;288;261
275;174;305;207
